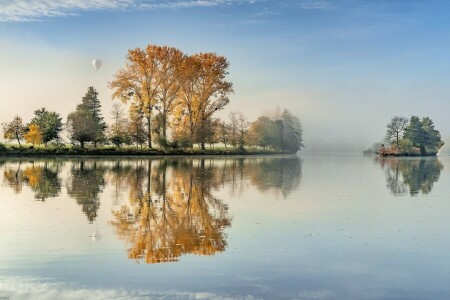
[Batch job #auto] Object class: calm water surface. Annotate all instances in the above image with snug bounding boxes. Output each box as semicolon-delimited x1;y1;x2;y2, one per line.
1;155;450;299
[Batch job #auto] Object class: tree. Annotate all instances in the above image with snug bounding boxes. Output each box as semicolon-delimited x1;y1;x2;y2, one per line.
191;53;233;150
154;47;186;140
29;108;63;145
108;103;130;147
2;115;26;147
67;87;106;148
24;124;43;146
128;100;148;148
236;111;249;150
247;116;283;149
281;110;303;153
110;45;164;149
228;111;239;148
67;111;96;149
177;56;203;147
385;116;408;149
403;116;443;155
217;120;229;149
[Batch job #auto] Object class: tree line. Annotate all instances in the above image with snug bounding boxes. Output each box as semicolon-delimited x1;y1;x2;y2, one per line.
1;45;303;153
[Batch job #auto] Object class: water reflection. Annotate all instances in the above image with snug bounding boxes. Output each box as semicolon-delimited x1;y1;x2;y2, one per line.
0;156;301;264
110;160;232;263
2;161;62;201
375;157;443;196
67;161;106;223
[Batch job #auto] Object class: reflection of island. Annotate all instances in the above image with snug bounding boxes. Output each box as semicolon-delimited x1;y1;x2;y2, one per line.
3;161;61;201
376;157;443;196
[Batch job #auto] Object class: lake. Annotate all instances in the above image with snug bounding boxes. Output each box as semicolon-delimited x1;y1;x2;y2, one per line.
0;155;450;300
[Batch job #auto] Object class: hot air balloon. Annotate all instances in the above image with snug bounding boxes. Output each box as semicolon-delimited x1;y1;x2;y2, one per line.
92;59;102;71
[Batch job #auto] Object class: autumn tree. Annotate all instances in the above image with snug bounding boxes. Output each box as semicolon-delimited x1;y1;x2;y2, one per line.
67;87;106;148
189;53;233;150
176;56;202;147
110;45;164;148
24;124;43;146
154;47;186;140
29;108;63;145
385;116;408;149
2;115;26;147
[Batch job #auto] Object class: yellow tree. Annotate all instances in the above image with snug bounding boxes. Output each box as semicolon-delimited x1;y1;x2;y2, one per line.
110;45;163;148
176;56;203;146
24;124;43;146
154;46;186;141
178;53;233;150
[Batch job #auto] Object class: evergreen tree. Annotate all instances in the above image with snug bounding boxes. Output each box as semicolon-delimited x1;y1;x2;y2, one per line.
67;87;106;148
403;116;443;155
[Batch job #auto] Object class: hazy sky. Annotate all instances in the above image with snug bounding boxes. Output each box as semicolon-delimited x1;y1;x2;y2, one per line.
1;0;450;151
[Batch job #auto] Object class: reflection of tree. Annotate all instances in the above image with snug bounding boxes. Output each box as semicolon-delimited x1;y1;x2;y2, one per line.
3;161;61;200
244;157;302;198
376;158;443;196
110;159;231;264
67;161;106;223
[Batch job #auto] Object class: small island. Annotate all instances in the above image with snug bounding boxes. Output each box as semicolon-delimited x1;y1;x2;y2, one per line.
372;116;444;156
0;44;303;157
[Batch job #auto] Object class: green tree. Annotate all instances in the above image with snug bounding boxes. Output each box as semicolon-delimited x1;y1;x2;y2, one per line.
67;87;107;148
403;116;443;155
29;108;63;145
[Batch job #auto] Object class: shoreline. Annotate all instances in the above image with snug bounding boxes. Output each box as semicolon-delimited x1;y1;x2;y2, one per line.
0;147;296;158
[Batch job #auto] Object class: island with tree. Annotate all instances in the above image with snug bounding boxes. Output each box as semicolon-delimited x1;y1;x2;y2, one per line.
375;116;444;156
0;45;303;156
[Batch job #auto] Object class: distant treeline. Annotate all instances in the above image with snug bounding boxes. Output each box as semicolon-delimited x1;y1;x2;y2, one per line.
1;45;303;154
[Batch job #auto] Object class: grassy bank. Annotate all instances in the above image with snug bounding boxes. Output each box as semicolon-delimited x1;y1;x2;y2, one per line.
0;144;294;157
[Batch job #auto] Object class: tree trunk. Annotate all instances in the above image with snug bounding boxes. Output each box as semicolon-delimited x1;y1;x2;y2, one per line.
200;119;206;150
80;141;84;149
162;113;167;139
146;116;152;149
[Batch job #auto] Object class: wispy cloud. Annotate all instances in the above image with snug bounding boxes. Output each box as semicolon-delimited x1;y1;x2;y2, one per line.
298;0;331;10
0;276;262;300
0;0;260;22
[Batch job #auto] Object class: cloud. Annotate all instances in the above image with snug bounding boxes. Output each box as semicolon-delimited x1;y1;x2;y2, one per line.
0;0;260;22
0;276;262;300
298;0;331;10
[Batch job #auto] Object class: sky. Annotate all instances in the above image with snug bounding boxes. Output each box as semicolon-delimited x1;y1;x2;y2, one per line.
1;0;450;152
